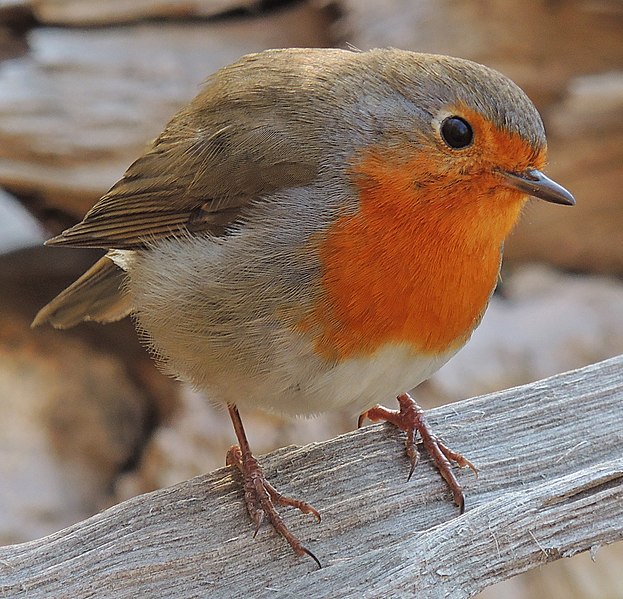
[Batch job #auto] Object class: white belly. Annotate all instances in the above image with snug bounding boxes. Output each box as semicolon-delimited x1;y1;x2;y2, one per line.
235;341;458;416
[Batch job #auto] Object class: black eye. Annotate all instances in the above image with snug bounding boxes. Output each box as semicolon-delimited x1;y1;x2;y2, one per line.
440;116;473;149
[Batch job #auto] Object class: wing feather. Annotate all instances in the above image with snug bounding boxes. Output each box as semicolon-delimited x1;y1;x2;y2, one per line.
47;92;319;249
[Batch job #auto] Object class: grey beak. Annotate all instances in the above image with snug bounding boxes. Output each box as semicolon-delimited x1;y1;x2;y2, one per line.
501;169;575;206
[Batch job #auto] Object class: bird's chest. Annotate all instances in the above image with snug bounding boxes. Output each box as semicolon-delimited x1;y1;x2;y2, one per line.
298;206;505;361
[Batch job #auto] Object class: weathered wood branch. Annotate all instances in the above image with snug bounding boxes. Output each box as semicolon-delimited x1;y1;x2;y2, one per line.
1;355;622;598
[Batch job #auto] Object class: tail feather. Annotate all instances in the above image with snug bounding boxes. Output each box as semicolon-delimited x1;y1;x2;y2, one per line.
32;255;132;329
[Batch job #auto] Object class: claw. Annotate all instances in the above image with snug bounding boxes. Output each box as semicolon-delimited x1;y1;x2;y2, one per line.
227;405;322;568
359;393;475;512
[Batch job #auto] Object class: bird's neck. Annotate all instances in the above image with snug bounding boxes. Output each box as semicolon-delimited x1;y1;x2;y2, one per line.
304;159;526;360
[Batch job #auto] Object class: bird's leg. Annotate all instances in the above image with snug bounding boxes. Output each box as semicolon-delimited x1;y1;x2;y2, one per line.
225;404;321;567
358;392;477;513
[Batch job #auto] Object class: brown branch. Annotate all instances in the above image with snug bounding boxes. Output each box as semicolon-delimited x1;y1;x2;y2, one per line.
1;355;622;598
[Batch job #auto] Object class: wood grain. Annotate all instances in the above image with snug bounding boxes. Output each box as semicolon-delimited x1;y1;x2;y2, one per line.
1;355;621;598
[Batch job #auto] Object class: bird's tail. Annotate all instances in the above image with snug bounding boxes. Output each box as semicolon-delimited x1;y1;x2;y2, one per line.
32;255;132;329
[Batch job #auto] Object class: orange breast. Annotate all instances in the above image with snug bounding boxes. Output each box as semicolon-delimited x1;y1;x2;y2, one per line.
300;145;531;360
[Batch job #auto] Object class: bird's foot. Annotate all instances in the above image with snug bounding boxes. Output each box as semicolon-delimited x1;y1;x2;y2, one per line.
226;444;322;567
358;392;477;513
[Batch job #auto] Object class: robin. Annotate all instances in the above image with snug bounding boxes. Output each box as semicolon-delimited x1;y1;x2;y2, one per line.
33;47;575;566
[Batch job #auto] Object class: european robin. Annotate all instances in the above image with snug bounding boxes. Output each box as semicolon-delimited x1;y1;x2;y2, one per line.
33;48;575;566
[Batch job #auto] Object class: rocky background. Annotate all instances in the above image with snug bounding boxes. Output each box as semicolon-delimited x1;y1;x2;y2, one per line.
0;0;621;596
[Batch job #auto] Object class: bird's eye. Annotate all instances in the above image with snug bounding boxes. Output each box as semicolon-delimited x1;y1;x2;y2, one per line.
440;116;473;149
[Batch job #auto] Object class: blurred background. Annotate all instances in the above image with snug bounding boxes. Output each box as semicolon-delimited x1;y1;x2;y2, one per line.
0;0;621;596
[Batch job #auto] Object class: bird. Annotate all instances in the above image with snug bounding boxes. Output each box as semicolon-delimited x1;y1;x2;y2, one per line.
33;47;575;567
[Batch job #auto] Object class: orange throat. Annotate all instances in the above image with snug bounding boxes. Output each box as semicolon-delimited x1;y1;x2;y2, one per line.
302;152;527;360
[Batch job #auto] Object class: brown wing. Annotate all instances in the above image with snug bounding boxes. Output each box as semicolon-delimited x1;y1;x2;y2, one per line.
46;86;319;250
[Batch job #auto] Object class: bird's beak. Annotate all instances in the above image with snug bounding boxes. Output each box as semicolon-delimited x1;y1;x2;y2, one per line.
500;169;575;206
